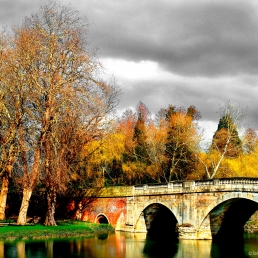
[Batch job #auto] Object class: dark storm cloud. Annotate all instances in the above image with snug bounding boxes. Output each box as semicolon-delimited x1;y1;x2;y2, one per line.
1;0;258;137
76;0;258;135
2;0;258;77
85;0;258;77
116;73;258;131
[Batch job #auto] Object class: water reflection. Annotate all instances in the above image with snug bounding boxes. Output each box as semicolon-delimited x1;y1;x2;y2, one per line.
143;236;178;258
1;232;258;258
210;237;249;258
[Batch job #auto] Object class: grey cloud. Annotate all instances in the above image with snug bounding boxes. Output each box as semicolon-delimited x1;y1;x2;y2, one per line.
117;76;258;134
3;1;258;77
0;0;43;27
84;1;258;77
2;0;258;134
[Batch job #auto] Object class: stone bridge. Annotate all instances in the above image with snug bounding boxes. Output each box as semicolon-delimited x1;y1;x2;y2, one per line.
81;178;258;240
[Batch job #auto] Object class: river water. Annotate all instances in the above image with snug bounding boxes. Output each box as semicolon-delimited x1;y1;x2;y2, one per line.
1;232;258;258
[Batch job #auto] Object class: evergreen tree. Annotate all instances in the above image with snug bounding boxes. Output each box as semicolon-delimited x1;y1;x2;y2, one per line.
211;113;242;158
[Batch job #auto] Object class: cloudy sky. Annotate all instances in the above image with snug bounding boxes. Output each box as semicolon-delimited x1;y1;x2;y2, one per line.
1;0;258;143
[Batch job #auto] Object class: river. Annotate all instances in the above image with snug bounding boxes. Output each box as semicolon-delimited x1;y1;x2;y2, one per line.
1;232;258;258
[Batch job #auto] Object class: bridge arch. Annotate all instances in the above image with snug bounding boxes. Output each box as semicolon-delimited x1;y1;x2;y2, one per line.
198;192;258;230
136;200;180;225
135;202;179;241
95;213;109;224
198;192;258;240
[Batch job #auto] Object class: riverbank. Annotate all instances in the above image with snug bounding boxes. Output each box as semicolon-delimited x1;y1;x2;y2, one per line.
0;220;114;241
1;215;257;241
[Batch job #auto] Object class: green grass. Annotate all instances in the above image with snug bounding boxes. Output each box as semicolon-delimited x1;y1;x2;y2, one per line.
0;220;114;240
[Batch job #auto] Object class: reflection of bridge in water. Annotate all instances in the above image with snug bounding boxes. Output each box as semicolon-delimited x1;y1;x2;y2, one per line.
82;178;258;240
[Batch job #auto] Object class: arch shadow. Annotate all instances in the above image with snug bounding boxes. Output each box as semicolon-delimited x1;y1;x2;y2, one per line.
138;203;179;243
95;213;109;224
198;192;258;231
198;195;258;242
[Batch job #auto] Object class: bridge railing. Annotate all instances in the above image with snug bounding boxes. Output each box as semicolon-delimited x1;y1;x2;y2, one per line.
99;178;258;197
133;177;258;195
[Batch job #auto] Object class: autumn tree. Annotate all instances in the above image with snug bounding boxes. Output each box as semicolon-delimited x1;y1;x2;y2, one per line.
242;128;258;154
164;105;201;181
133;102;150;163
199;101;245;179
2;2;121;225
211;114;242;157
0;32;21;220
81;130;126;187
144;114;167;183
116;109;139;184
105;104;154;185
227;144;258;177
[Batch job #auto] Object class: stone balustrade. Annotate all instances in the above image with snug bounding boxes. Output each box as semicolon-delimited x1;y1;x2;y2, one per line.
99;177;258;197
133;178;258;195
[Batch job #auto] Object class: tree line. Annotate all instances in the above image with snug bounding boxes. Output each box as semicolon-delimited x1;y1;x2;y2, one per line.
90;100;257;187
0;2;257;225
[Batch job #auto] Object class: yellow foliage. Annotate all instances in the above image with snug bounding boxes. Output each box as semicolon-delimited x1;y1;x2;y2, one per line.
196;146;258;178
227;147;258;177
122;162;147;184
81;132;126;166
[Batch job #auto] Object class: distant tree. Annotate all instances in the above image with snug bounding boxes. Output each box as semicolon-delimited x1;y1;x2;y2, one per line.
117;109;137;159
144;115;167;183
133;101;150;164
227;144;258;177
242;128;258;154
115;109;138;184
199;101;246;179
211;114;242;157
164;105;201;181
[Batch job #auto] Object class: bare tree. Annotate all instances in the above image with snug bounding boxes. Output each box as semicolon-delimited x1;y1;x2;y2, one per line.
6;2;121;225
0;32;24;220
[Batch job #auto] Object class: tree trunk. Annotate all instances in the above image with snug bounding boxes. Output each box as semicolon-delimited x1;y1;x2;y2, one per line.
44;186;57;226
17;145;41;225
0;176;9;220
17;188;33;225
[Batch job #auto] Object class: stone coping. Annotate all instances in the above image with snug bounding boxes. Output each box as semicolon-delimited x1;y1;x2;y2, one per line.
98;178;258;197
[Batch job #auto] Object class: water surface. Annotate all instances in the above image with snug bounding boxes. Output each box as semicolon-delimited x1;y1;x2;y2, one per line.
1;232;258;258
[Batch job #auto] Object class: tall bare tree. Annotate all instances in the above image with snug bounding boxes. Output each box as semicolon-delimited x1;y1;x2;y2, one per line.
2;2;121;225
0;32;25;220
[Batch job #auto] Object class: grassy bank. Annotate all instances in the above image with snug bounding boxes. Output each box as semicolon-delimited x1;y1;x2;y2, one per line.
0;220;114;240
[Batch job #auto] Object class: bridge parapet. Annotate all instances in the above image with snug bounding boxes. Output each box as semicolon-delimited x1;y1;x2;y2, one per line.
133;178;258;196
98;178;258;198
